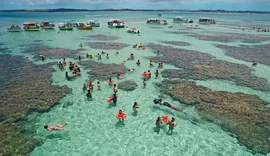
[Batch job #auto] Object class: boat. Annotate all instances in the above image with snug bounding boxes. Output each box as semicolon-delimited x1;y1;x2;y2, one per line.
173;16;185;23
127;28;140;34
40;21;55;29
157;14;162;17
76;22;93;30
146;18;160;24
87;20;100;27
23;22;40;31
7;25;22;32
199;17;216;24
58;22;73;30
107;19;125;28
160;20;168;25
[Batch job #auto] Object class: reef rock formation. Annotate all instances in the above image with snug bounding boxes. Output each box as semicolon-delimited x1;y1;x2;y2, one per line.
80;60;127;81
160;80;270;154
88;42;129;50
188;32;270;43
0;55;71;156
148;43;270;91
22;45;83;60
217;44;270;66
118;80;138;91
84;34;120;41
161;41;190;46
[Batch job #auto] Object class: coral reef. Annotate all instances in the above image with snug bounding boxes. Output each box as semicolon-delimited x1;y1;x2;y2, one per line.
88;42;129;50
148;43;270;91
160;80;270;154
0;55;71;156
79;60;127;81
84;34;120;41
118;80;138;91
188;32;270;43
22;45;83;60
217;44;270;66
161;41;190;46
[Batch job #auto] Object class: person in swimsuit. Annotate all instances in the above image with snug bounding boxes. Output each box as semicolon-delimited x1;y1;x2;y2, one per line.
155;117;163;133
44;122;69;131
133;102;139;114
167;117;177;135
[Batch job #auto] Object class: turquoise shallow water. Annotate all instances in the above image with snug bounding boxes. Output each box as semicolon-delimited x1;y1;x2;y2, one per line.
1;12;270;155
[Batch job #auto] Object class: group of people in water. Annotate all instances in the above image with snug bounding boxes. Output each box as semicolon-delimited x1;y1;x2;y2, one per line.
45;43;179;135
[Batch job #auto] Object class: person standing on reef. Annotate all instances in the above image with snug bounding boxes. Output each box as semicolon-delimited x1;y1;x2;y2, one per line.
143;78;147;87
44;122;69;131
86;89;92;99
155;117;163;133
80;43;83;48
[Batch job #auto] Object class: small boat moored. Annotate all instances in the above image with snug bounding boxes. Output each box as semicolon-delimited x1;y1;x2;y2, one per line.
146;18;160;24
7;25;22;32
160;20;168;25
23;22;40;31
173;16;185;23
40;21;55;29
87;20;100;27
58;22;73;30
76;22;93;30
108;19;125;28
199;17;216;24
127;28;140;34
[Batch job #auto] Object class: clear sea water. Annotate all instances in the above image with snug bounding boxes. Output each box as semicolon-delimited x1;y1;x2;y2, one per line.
0;11;270;155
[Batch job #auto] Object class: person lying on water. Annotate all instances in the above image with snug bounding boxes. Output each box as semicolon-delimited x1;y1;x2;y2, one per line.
153;99;183;112
44;122;69;131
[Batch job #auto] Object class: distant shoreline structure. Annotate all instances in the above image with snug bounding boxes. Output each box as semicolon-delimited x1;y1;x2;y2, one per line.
0;8;270;14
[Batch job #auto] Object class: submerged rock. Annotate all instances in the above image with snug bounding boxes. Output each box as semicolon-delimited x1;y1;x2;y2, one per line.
188;32;270;43
0;55;71;156
79;60;127;81
88;42;129;50
33;40;43;43
84;34;120;41
160;80;270;154
161;41;190;46
22;45;83;60
118;80;138;91
148;43;270;91
217;44;270;66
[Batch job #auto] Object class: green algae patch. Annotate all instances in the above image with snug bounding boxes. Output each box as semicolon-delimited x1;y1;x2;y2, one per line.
0;55;71;156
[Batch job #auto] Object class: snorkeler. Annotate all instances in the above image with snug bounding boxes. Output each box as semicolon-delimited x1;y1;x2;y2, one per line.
153;99;183;112
106;53;109;59
78;55;82;61
44;122;69;131
252;60;257;66
136;60;141;66
80;43;83;48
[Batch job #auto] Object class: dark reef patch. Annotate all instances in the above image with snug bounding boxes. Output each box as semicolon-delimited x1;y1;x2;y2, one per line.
33;40;43;43
0;55;71;156
217;44;270;66
79;60;127;81
148;43;270;91
160;80;270;154
161;41;190;46
88;42;129;50
84;34;120;41
22;45;83;60
118;80;138;91
188;32;270;43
